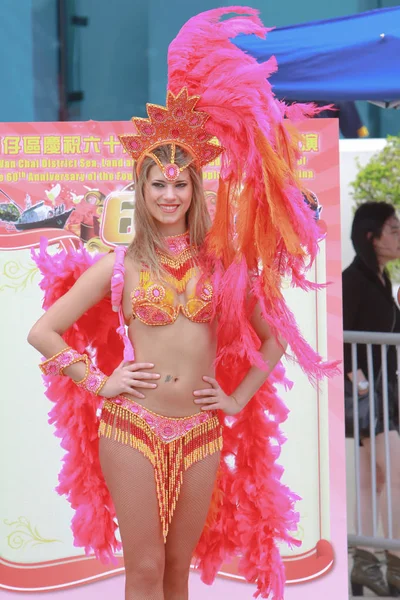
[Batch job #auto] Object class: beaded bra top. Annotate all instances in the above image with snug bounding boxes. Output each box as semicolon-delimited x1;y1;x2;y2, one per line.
131;232;213;327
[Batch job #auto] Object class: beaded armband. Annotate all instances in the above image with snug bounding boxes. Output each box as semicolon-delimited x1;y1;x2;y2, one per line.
40;347;108;396
75;362;109;396
39;347;87;377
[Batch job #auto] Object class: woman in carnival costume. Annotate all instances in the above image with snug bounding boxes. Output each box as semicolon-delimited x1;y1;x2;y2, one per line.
28;7;336;600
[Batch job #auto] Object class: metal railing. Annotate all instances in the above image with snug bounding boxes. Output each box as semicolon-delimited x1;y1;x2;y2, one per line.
344;330;400;551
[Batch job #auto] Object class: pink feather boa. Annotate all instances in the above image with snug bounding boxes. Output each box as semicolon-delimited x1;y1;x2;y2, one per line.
33;239;123;562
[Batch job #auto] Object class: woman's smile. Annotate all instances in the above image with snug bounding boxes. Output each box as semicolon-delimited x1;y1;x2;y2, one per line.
158;203;180;213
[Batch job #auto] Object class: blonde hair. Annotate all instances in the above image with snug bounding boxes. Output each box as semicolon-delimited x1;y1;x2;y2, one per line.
127;145;211;274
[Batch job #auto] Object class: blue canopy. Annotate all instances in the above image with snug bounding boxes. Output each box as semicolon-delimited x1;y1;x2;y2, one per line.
233;6;400;102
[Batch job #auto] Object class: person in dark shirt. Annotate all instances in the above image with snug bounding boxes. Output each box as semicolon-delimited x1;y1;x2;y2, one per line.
343;202;400;596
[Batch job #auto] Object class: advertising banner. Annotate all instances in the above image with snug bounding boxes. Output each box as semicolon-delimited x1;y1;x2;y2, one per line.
0;119;346;599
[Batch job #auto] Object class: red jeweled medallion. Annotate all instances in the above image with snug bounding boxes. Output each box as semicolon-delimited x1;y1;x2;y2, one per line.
146;284;165;303
163;163;180;181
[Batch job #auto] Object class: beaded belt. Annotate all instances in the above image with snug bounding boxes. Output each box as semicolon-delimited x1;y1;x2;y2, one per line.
98;397;223;541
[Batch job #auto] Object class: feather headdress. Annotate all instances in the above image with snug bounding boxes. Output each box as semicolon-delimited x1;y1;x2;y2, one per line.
168;6;335;381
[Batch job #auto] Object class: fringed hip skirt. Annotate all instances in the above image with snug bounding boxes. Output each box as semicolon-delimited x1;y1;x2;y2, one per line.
98;396;223;541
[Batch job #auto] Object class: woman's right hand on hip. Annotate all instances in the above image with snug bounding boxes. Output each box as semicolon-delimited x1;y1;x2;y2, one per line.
101;361;160;399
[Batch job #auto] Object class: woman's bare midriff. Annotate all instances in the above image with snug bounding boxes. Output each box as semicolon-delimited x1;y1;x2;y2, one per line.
124;315;217;417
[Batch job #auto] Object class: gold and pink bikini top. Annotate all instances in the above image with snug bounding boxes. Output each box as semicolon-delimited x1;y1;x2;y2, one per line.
130;232;213;327
131;273;213;326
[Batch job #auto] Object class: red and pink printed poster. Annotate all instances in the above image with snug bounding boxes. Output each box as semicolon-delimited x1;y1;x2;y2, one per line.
0;119;347;599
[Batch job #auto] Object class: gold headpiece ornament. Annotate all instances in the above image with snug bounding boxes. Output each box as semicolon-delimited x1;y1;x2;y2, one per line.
118;88;223;181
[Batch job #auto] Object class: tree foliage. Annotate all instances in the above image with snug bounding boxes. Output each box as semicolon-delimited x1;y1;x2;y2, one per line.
351;135;400;206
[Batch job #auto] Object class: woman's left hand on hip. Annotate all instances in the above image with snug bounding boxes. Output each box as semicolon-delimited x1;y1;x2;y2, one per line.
193;376;242;415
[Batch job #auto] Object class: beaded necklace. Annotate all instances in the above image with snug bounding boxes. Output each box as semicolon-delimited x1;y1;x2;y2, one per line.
156;231;197;294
